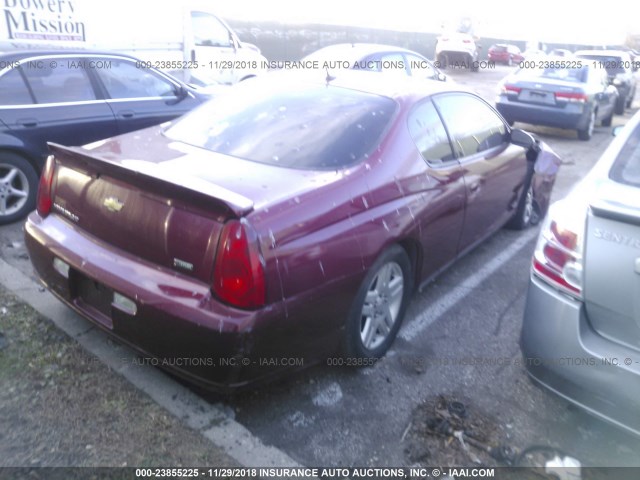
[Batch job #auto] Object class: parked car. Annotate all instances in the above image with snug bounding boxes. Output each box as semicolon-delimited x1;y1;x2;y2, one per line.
302;43;447;82
521;109;640;437
575;50;637;114
24;71;560;391
495;59;619;140
435;32;480;71
488;44;524;66
0;50;217;224
549;49;573;57
522;49;546;59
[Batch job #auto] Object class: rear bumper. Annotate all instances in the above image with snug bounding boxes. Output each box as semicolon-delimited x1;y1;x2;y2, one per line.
521;274;640;437
24;213;313;392
496;97;589;130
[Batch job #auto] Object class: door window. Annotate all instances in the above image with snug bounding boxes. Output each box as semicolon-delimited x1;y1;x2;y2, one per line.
433;93;507;157
191;12;232;47
406;54;437;80
95;59;176;99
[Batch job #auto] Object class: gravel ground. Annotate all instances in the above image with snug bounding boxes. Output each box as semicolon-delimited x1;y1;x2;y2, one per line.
0;284;238;471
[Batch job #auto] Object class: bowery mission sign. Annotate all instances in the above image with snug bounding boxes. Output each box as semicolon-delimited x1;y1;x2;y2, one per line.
3;0;85;41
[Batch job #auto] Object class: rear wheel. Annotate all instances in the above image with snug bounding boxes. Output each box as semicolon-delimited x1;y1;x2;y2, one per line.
341;245;413;360
615;96;625;115
470;55;479;72
601;108;613;127
577;109;595;141
0;152;38;225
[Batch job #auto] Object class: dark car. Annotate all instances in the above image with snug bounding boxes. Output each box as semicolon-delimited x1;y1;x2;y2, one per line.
25;71;560;391
521;110;640;437
302;43;448;82
488;44;524;66
0;50;214;224
575;50;637;114
496;59;619;140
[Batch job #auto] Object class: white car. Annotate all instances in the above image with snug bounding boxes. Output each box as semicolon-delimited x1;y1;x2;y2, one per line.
435;32;480;72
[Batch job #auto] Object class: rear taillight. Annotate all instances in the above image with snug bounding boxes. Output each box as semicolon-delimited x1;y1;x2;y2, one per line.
212;219;265;309
502;84;521;95
36;155;56;217
554;91;587;103
532;203;585;299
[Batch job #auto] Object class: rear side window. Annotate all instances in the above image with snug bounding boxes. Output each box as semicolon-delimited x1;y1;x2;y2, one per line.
432;93;507;157
0;67;33;105
408;100;454;164
21;60;97;103
610;124;640;187
166;80;397;169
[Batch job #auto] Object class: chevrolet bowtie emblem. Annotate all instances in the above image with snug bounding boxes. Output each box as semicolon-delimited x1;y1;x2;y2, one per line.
103;197;124;212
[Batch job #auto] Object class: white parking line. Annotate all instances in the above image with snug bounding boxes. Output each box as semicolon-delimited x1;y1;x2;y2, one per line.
0;258;300;469
399;229;538;341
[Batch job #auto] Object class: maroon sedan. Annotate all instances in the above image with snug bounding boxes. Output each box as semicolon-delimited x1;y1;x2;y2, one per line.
25;72;560;391
488;44;524;66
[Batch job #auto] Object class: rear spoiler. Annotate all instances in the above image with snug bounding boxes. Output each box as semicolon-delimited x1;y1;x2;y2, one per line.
47;143;254;218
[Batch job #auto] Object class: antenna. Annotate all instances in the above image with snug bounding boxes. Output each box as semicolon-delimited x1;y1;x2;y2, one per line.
325;68;336;84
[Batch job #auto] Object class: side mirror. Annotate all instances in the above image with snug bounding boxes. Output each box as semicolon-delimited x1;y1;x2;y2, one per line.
510;128;536;149
166;85;189;105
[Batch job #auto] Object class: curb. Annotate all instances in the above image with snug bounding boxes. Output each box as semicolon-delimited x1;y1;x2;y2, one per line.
0;257;300;468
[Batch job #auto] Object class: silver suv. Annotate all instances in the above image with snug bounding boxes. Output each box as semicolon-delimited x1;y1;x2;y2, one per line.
521;109;640;436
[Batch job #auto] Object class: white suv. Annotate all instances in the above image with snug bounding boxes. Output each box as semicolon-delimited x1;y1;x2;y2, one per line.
435;32;480;72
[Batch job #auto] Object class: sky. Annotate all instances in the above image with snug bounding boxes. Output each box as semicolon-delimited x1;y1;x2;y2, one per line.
215;0;640;46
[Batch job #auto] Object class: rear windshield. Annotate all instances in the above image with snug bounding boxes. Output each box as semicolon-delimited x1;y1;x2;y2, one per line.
165;78;396;170
610;123;640;187
530;66;587;83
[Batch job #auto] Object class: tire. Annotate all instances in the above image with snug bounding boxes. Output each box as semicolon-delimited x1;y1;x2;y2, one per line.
341;245;413;360
577;109;595;141
506;173;535;230
0;152;38;225
470;55;479;72
615;96;625;115
601;108;613;127
627;88;635;108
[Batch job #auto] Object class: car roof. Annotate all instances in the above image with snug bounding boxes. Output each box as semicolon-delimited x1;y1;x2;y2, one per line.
575;49;630;58
262;68;465;103
304;43;426;59
0;49;142;62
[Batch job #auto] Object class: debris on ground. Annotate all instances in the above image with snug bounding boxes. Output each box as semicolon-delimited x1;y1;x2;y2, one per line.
403;395;624;479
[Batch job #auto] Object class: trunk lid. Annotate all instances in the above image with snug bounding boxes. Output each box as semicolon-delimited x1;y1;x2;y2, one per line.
47;125;344;282
584;181;640;351
508;77;586;109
